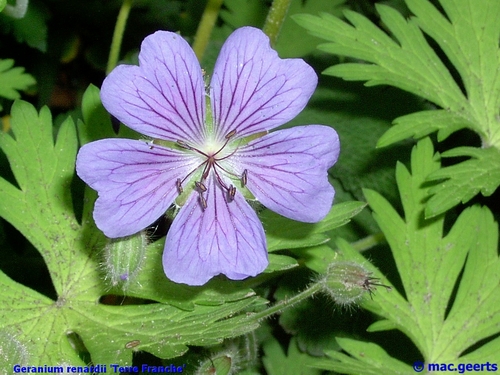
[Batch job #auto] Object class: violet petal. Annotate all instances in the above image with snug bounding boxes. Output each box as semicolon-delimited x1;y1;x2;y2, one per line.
232;125;340;222
210;27;317;140
101;31;206;145
76;139;200;238
163;174;268;285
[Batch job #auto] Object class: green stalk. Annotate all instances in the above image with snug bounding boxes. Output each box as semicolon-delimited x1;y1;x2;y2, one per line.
250;282;322;321
352;232;386;252
106;0;134;75
192;0;224;62
262;0;292;47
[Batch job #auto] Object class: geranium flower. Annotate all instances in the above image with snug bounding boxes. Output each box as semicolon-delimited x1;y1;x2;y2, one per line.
76;27;340;286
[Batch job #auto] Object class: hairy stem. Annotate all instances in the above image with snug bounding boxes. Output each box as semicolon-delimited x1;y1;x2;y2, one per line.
250;282;322;321
262;0;292;47
192;0;224;62
106;0;134;75
352;232;386;252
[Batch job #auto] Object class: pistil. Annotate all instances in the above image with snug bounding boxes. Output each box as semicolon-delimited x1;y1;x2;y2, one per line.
175;129;248;210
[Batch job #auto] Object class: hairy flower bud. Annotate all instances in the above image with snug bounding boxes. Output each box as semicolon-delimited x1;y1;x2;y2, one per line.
194;344;241;375
320;261;384;307
102;231;148;290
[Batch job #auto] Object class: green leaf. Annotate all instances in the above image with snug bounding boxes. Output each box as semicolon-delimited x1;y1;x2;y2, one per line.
262;336;322;375
295;0;500;214
294;6;465;111
219;0;267;29
323;138;500;369
295;0;500;145
0;100;264;365
0;101;78;282
287;85;413;205
79;84;140;144
1;1;49;51
265;254;299;273
275;0;346;58
0;59;35;100
262;201;366;252
311;340;412;375
275;272;343;356
306;138;500;372
407;0;500;147
425;146;500;217
377;109;473;147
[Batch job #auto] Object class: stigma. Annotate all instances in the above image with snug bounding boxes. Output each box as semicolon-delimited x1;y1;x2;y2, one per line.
174;130;248;210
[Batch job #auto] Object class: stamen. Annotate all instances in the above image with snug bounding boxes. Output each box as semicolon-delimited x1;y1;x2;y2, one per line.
176;140;193;150
228;185;236;202
241;169;248;186
198;193;207;210
174;129;244;210
225;129;237;140
213;168;230;191
195;181;207;192
176;178;183;194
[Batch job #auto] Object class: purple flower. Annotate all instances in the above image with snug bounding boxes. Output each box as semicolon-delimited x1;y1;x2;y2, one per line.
76;27;340;286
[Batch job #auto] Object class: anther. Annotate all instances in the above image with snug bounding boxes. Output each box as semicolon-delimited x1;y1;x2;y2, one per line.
225;129;237;140
176;179;183;194
199;194;207;210
228;185;236;201
241;169;248;186
176;140;193;150
195;181;207;192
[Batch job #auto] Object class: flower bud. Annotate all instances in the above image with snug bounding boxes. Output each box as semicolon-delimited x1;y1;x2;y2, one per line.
320;261;379;307
102;231;148;291
194;343;242;375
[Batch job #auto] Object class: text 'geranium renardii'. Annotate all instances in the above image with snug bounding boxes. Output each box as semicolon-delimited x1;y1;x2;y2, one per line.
76;27;340;285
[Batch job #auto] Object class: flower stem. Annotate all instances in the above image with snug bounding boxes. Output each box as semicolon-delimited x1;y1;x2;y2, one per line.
351;232;386;252
248;234;386;321
106;0;134;75
262;0;292;47
250;282;323;321
192;0;224;62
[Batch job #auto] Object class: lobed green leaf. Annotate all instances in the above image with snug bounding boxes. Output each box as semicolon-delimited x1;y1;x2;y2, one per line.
311;340;411;375
262;337;322;375
0;100;268;365
314;138;500;370
425;146;500;217
295;0;500;215
262;201;366;252
0;59;35;102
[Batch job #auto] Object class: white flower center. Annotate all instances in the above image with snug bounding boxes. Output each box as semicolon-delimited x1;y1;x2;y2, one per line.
175;129;247;210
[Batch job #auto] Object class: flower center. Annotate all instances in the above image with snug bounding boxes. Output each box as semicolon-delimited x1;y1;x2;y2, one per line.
175;129;247;210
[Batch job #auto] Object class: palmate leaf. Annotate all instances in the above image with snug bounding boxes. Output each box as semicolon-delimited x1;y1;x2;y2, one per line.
425;146;500;217
0;0;49;51
262;200;366;252
0;100;264;367
308;138;500;374
294;0;500;216
262;336;322;375
0;59;35;104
